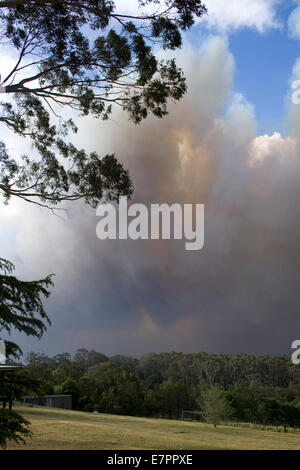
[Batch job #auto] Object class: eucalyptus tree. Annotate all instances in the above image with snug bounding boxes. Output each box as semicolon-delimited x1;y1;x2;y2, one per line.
0;0;207;209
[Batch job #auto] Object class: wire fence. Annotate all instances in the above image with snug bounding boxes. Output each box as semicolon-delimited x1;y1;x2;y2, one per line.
181;410;300;432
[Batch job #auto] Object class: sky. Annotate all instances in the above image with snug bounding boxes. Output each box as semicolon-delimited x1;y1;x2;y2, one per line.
2;0;300;358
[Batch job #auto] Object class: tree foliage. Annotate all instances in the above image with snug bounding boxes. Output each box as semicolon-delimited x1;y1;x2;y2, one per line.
19;349;300;428
0;257;53;358
78;362;145;415
0;0;207;209
0;258;52;448
0;0;208;448
0;408;32;448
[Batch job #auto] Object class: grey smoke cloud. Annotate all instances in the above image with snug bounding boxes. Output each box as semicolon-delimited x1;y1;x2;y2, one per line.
1;35;300;357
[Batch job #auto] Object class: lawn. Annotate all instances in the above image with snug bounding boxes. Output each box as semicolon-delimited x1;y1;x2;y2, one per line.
4;405;300;450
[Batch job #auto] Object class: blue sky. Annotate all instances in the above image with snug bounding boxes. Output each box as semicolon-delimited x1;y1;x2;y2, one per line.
187;0;300;136
230;2;299;135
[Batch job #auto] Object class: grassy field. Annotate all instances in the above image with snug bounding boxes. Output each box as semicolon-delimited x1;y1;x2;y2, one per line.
4;404;300;450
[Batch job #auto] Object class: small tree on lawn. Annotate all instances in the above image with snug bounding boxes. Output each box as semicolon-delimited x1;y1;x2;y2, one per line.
0;0;208;448
0;257;53;447
200;386;232;428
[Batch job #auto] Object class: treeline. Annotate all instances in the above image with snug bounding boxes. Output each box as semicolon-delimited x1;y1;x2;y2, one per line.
6;350;300;428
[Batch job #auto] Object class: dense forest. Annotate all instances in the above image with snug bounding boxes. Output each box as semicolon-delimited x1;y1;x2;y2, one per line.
3;350;300;428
